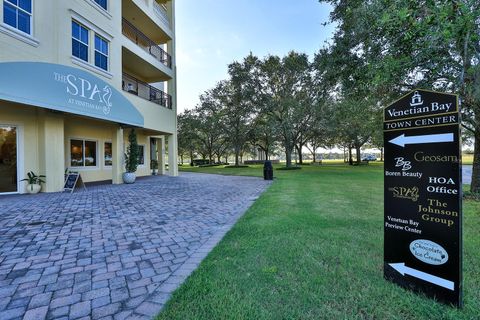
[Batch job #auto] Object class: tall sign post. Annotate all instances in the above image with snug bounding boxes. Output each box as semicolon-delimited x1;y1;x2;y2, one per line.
383;89;462;306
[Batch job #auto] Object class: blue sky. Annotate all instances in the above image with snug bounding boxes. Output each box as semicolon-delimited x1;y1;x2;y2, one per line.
175;0;335;113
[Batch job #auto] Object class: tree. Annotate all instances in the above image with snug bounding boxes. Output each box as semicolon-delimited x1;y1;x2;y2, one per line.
321;0;480;190
332;97;378;164
260;51;315;168
219;54;260;166
313;30;380;165
177;110;199;166
248;112;279;161
369;111;385;161
212;133;230;164
305;104;336;163
193;90;226;163
305;134;324;163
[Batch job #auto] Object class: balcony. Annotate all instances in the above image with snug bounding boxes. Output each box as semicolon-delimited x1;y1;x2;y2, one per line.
122;0;172;43
153;1;169;27
122;18;172;69
122;73;172;109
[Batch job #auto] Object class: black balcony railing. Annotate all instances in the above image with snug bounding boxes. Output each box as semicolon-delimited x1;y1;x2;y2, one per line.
122;18;172;69
122;73;172;109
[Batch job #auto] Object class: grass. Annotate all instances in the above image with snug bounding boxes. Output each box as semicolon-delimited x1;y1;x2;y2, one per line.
462;154;474;165
179;163;267;177
157;164;480;320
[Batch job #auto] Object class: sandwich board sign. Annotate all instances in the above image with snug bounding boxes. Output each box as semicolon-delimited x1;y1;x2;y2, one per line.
64;173;87;193
383;89;462;306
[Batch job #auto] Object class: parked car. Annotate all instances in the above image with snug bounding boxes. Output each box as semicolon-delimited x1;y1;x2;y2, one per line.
362;154;377;161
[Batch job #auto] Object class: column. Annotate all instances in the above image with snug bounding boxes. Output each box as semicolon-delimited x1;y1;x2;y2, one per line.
166;1;175;35
157;136;166;175
39;112;64;192
112;126;124;184
166;1;178;177
167;133;178;176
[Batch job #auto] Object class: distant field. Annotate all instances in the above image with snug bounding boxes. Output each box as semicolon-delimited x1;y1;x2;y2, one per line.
181;155;473;166
463;154;474;165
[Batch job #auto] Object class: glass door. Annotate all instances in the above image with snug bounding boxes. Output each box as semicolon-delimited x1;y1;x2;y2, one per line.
0;126;17;193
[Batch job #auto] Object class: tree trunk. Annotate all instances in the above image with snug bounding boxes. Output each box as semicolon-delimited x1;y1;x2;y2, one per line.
348;146;353;165
217;154;221;163
356;146;361;165
225;155;228;164
380;148;384;162
296;144;303;164
190;151;194;166
471;130;480;193
235;148;240;166
181;155;184;165
312;150;316;163
285;144;294;167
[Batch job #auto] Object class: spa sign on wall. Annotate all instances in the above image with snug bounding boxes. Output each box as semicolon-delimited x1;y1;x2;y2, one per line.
383;89;462;306
0;62;144;127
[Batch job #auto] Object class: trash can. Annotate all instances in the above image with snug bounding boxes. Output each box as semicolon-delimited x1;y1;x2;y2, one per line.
263;160;273;180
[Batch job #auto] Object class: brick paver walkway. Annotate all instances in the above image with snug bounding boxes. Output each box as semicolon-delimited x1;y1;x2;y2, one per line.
0;172;271;320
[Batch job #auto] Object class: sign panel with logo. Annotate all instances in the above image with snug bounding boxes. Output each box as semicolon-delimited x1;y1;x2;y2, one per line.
0;62;144;127
383;89;462;306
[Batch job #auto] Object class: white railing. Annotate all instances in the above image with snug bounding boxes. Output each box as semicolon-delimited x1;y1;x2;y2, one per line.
153;1;170;27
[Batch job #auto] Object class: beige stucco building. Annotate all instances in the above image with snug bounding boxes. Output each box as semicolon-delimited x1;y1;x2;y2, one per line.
0;0;178;194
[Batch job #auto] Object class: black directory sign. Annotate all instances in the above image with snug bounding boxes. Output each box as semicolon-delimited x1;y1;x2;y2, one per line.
384;89;462;306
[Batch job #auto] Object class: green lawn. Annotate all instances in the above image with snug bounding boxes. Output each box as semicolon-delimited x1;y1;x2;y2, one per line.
157;164;480;320
463;154;474;165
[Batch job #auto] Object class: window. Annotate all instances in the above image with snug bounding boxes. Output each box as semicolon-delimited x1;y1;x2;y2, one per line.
71;139;84;167
94;34;108;71
138;145;145;165
3;0;32;34
70;139;97;167
84;141;97;166
72;21;89;62
71;19;110;72
93;0;107;10
104;142;112;166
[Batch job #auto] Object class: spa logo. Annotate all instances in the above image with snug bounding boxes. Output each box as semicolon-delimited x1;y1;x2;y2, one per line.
54;72;112;115
388;186;419;202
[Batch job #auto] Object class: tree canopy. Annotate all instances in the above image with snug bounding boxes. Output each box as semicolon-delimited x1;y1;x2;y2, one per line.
177;0;479;191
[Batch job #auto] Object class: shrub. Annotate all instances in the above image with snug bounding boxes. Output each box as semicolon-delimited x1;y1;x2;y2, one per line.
224;165;250;168
125;129;139;173
463;191;480;201
192;159;211;166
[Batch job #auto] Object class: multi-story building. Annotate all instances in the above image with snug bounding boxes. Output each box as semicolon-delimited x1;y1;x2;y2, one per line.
0;0;178;194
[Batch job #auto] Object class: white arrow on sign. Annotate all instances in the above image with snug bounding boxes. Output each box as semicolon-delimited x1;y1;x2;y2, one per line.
389;263;454;290
389;133;454;147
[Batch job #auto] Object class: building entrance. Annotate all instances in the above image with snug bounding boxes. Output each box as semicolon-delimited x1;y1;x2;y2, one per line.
0;126;17;193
